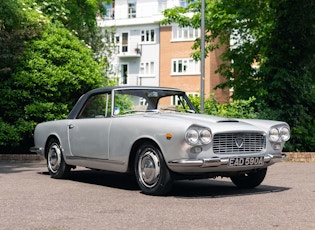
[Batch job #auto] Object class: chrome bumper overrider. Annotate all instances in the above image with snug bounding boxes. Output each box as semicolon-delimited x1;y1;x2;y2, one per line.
168;154;287;168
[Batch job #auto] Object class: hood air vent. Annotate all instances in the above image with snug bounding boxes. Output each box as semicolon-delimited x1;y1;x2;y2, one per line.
217;119;239;123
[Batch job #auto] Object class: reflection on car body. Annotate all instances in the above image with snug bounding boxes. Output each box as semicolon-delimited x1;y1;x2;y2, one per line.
30;86;290;195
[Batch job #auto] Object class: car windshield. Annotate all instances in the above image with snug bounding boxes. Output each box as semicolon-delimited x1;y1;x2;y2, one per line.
112;88;197;116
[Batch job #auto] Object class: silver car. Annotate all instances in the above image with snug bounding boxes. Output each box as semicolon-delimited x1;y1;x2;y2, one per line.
30;86;290;195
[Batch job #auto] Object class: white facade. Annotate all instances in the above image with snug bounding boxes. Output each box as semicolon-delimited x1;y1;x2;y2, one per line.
98;0;188;86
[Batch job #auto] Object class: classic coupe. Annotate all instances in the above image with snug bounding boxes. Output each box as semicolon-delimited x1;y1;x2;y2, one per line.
31;86;290;195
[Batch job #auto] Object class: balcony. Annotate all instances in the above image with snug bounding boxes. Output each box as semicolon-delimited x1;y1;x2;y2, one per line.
117;45;142;58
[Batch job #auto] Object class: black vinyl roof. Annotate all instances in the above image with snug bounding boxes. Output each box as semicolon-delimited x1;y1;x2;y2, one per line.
67;86;184;119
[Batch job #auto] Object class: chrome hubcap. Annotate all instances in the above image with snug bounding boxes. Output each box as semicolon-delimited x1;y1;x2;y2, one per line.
138;150;160;188
48;144;61;173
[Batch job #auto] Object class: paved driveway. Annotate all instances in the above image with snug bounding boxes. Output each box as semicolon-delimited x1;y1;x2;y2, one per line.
1;161;314;230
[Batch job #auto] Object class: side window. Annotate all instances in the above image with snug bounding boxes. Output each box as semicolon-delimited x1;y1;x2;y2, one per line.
78;93;112;119
157;95;190;111
113;94;148;115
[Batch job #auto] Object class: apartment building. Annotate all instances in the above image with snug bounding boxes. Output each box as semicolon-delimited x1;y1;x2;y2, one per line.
98;0;229;102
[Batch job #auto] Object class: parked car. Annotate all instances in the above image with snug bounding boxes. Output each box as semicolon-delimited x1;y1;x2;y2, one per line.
31;86;290;195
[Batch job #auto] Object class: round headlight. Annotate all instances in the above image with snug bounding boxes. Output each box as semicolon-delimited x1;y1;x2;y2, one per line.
199;129;212;144
280;127;290;141
185;129;199;145
269;127;280;142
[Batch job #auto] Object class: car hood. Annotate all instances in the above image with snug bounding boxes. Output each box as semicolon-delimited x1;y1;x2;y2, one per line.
144;112;286;133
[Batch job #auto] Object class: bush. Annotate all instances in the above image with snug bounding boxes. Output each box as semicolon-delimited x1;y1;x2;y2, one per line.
189;94;258;119
0;25;108;153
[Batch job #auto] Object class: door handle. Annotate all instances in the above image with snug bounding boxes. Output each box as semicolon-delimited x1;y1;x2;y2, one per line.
68;124;75;129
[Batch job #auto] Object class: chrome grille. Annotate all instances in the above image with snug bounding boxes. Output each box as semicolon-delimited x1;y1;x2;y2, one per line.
213;133;266;154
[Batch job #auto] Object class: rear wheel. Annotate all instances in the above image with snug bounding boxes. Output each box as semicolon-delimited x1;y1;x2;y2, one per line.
230;168;267;188
135;142;173;195
46;138;71;179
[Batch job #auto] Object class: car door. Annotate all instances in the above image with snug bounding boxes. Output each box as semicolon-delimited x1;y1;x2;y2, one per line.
68;93;112;159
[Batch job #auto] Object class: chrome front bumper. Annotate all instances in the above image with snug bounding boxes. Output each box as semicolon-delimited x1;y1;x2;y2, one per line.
168;153;287;168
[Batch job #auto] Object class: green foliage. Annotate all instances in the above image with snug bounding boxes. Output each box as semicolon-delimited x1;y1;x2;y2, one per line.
256;0;315;151
114;94;134;115
162;0;275;98
0;118;23;146
163;0;315;151
37;0;108;53
0;25;107;152
0;0;116;152
189;94;258;119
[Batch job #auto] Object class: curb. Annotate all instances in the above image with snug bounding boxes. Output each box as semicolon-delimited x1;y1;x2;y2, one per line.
0;152;315;163
0;154;44;162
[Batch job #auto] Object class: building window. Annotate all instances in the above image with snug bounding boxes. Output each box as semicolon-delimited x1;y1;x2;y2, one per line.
172;24;199;41
122;32;128;53
179;0;188;8
172;58;200;75
140;61;155;75
128;0;136;18
102;3;114;19
141;29;155;43
170;94;191;107
121;64;128;84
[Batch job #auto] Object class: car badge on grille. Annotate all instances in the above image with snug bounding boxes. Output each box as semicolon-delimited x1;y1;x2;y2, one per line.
235;137;244;148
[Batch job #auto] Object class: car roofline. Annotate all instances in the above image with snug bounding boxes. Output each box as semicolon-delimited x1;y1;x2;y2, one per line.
67;86;185;119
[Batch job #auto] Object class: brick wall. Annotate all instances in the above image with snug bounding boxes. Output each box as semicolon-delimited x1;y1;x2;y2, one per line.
159;26;229;103
284;152;315;162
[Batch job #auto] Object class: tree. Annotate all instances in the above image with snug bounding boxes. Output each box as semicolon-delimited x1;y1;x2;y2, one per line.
256;0;315;151
0;0;47;83
162;0;315;151
0;25;108;152
0;0;113;153
37;0;109;53
162;0;275;99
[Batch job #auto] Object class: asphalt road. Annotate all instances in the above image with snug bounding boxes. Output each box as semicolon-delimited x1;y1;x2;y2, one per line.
1;161;314;230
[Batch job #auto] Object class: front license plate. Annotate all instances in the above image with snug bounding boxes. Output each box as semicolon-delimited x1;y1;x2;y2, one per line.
228;156;264;167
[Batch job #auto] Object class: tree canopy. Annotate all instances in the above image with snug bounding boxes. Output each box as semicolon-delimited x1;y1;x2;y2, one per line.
0;0;113;153
162;0;315;151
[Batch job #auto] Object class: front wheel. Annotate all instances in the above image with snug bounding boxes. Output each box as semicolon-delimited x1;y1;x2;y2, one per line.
135;142;173;196
230;168;267;188
46;138;71;179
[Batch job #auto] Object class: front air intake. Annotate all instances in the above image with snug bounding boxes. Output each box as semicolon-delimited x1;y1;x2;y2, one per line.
213;132;266;154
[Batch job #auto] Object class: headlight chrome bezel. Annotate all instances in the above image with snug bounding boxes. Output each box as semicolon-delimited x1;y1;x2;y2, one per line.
185;129;199;145
279;126;290;142
268;126;290;143
185;126;212;146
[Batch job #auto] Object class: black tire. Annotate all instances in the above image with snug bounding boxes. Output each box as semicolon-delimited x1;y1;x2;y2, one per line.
46;138;71;179
230;168;267;188
135;142;173;196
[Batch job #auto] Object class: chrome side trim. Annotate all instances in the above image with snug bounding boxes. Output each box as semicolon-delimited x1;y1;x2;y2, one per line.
66;156;125;165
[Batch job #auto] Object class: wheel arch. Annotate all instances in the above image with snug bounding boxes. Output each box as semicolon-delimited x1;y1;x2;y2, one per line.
44;135;61;159
127;138;162;173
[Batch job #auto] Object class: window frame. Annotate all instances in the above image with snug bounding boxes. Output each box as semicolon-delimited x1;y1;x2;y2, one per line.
121;63;128;84
128;0;137;18
172;25;199;41
77;93;112;119
140;29;156;43
139;61;155;76
171;58;200;75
